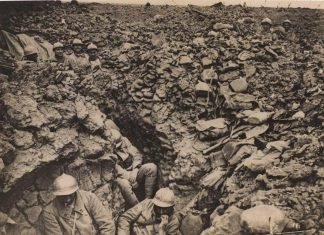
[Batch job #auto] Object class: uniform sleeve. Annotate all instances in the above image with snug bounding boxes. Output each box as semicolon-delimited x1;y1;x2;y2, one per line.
117;201;144;235
88;192;116;235
0;211;8;226
166;215;181;235
42;208;64;235
123;137;143;169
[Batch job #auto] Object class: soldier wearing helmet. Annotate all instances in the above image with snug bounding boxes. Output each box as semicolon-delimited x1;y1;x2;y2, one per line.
42;174;115;235
282;19;292;32
118;187;180;235
65;38;90;73
87;43;102;71
109;128;158;208
23;45;38;62
261;18;273;33
51;42;66;64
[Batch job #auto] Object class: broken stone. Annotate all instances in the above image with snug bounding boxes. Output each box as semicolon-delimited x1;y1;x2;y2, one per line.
1;147;58;193
219;70;240;82
0;138;15;165
79;134;106;159
266;167;288;178
3;94;48;129
238;50;255;61
193;37;205;47
13;130;34;149
179;55;193;65
237;110;274;125
75;95;89;120
201;68;218;84
230;77;248;92
201;57;213;66
52;128;78;156
244;64;256;78
243;150;281;173
196;118;228;140
283;163;313;180
24;206;42;224
82;102;106;133
213;23;233;31
292;111;305;120
195;81;212;98
266;141;290;152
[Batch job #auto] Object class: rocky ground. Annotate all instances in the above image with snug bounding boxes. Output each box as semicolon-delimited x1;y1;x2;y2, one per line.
0;1;323;234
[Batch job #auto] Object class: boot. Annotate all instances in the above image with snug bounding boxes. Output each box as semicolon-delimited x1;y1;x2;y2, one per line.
144;176;156;199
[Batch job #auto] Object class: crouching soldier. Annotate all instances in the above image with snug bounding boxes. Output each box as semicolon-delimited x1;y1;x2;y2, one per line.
42;173;115;235
118;188;181;235
110;128;158;208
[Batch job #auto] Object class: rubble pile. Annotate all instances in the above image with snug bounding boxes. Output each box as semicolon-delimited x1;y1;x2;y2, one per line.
0;64;128;233
0;1;323;233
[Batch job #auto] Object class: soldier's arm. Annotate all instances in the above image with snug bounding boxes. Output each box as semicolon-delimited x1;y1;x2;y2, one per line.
42;209;64;235
123;137;143;169
118;201;144;235
88;192;116;235
166;215;181;235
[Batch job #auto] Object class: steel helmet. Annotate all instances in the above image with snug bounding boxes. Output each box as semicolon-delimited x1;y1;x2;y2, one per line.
87;43;98;50
152;188;175;207
72;38;83;45
53;42;64;50
283;19;292;25
24;45;37;56
261;18;272;26
52;173;79;196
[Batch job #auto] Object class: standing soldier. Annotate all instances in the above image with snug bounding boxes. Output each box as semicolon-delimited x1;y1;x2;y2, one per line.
118;187;181;235
42;173;115;235
109;128;158;208
87;43;102;71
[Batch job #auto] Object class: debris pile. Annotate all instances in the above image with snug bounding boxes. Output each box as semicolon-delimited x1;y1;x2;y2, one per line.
0;1;323;233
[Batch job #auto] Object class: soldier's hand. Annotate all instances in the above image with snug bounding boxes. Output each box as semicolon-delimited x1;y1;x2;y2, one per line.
129;168;139;184
158;215;169;230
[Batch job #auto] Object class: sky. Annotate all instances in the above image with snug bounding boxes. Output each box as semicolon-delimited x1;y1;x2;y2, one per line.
77;0;324;9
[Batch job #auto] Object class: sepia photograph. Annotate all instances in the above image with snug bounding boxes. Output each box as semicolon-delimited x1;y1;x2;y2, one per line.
0;0;323;234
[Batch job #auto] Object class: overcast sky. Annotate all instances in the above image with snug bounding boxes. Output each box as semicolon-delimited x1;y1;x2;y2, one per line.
79;0;324;9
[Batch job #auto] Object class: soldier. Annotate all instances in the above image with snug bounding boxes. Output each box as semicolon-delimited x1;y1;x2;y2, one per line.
282;19;292;32
51;42;66;64
282;19;297;42
118;187;181;235
42;173;115;235
261;18;273;33
110;128;158;208
65;38;90;72
87;43;102;71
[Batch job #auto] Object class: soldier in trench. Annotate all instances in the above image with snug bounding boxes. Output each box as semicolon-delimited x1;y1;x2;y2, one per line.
109;128;158;208
64;38;91;73
118;187;181;235
87;43;102;71
42;173;116;235
51;42;67;64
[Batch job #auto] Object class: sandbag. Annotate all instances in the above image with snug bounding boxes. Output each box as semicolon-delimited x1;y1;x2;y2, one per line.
201;206;242;235
180;212;204;235
240;205;287;234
